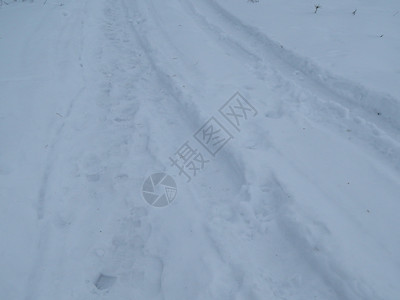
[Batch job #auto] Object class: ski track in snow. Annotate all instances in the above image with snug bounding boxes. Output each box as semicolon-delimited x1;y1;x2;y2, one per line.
0;0;399;299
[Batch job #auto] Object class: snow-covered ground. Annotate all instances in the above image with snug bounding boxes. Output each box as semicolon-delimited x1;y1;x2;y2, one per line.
1;0;399;299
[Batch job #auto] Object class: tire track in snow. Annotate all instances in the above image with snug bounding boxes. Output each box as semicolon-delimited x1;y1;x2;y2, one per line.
77;1;207;297
36;86;86;220
120;1;312;299
128;0;250;180
133;0;253;201
129;1;343;298
25;1;98;299
61;1;166;297
35;0;92;220
172;1;400;299
29;87;86;296
182;0;400;173
121;0;204;133
261;173;373;300
118;1;263;298
121;0;249;193
202;0;400;136
26;2;90;298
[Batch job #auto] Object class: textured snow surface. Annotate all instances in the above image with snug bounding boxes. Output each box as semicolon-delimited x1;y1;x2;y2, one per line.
0;0;399;299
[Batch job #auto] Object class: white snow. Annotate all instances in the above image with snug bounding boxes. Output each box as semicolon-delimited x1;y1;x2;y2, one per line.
0;0;399;299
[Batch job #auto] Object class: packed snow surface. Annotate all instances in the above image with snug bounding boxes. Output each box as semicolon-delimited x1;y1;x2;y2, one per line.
1;0;399;299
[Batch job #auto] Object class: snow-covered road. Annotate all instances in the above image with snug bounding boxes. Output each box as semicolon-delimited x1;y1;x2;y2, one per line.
1;0;399;299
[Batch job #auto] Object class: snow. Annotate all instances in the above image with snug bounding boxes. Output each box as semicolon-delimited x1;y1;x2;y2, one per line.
218;0;400;100
0;0;399;299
